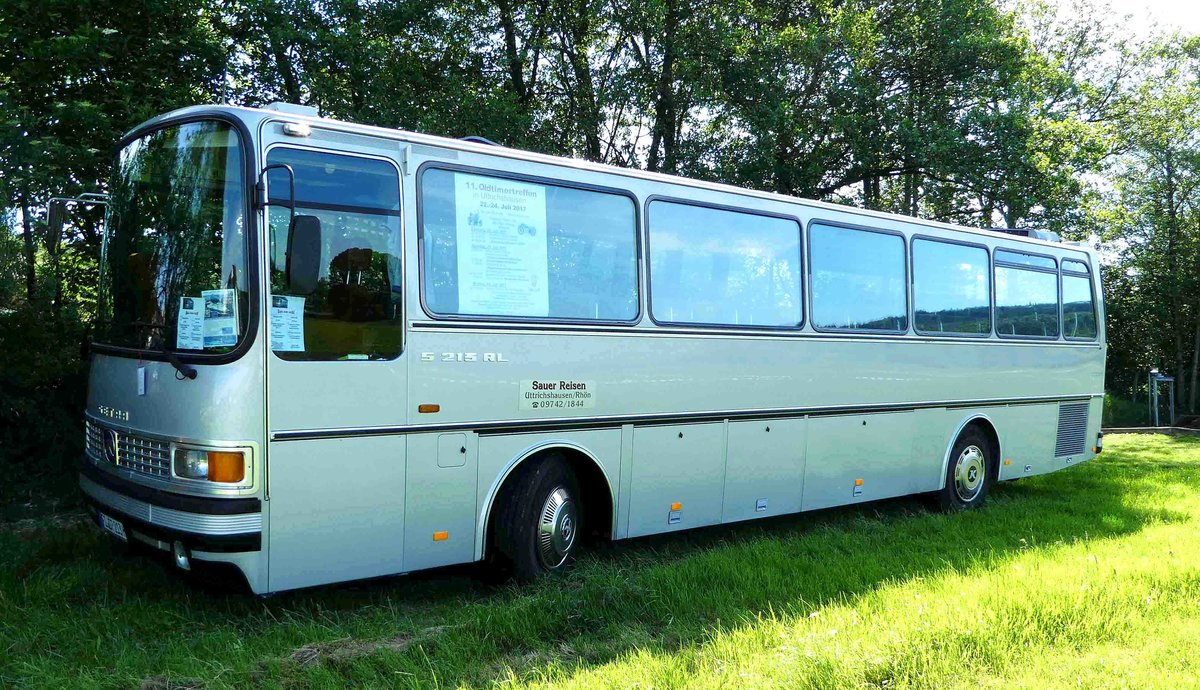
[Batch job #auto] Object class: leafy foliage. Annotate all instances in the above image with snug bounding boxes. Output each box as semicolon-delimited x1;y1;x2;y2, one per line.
0;308;88;508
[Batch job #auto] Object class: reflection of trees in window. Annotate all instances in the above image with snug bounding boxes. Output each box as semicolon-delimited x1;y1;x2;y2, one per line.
96;122;245;352
995;266;1059;337
648;202;801;327
1062;273;1096;339
810;225;907;331
912;239;990;335
915;306;991;334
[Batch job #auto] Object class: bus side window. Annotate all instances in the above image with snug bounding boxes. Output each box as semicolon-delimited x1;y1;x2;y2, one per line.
418;168;638;323
994;251;1059;339
912;238;990;336
265;148;403;361
647;201;802;328
809;223;907;333
1061;260;1097;340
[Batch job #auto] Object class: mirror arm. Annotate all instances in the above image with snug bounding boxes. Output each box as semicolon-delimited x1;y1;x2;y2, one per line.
48;194;109;239
49;194;109;207
256;163;296;229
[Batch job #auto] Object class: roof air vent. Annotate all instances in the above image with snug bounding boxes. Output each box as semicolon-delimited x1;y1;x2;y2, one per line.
264;102;319;118
989;227;1060;242
461;135;501;146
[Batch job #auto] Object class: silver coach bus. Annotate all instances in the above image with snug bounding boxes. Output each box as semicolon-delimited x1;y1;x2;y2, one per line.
77;103;1105;593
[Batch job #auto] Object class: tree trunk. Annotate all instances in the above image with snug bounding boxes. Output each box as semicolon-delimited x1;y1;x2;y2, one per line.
1189;319;1199;414
47;213;62;315
1191;213;1200;414
497;0;530;104
904;168;919;216
19;192;36;304
265;1;303;105
1164;153;1184;410
562;7;601;161
646;0;679;173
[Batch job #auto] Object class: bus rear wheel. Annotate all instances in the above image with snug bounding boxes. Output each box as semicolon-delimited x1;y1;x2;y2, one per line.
489;455;581;581
936;427;994;511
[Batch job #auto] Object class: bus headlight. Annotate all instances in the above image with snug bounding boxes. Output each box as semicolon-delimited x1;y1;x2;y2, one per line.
172;448;247;483
173;448;208;479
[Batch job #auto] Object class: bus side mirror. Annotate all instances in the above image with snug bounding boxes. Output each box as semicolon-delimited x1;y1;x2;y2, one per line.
286;214;322;295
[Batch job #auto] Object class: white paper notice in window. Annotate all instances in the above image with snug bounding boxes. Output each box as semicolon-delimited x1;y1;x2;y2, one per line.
201;289;239;348
176;296;204;350
454;173;549;316
269;295;306;351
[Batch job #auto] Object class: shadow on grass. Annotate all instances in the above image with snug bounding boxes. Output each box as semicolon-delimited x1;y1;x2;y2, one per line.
2;436;1196;688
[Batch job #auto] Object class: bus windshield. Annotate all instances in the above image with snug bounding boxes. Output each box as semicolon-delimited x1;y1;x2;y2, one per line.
95;120;250;355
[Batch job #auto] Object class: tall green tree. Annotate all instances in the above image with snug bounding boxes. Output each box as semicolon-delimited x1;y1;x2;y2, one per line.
0;0;228;313
1102;36;1200;410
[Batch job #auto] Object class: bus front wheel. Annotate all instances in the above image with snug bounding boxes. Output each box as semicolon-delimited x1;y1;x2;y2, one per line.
936;427;994;511
489;454;581;581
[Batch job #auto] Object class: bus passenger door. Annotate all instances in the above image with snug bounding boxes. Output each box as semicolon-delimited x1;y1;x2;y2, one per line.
261;142;409;591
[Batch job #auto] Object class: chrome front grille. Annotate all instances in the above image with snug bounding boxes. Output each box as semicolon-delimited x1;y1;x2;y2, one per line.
85;419;172;478
85;419;104;459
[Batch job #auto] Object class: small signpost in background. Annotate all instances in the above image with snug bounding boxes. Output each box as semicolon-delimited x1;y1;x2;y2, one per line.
1149;368;1176;427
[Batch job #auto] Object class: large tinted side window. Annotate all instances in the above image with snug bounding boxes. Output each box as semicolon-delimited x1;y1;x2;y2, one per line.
420;168;638;321
809;223;907;332
266;147;403;361
994;250;1059;338
648;201;802;328
1062;259;1097;340
912;239;990;335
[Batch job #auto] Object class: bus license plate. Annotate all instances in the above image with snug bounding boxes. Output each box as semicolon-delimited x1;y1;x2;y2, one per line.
99;512;127;541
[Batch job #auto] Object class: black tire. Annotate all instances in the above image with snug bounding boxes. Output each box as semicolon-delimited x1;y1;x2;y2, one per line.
487;454;582;582
935;426;994;512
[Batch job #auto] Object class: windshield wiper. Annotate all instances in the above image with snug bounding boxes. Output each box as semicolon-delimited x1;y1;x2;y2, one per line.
131;321;196;380
165;349;197;380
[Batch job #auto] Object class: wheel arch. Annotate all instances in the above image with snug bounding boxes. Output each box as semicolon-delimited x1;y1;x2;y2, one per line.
939;414;1002;489
475;440;616;561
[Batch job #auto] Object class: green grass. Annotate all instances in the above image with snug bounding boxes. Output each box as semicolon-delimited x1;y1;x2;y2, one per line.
2;434;1199;689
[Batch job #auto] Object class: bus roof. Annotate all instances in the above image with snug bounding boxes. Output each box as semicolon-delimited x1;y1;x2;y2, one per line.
129;104;1095;257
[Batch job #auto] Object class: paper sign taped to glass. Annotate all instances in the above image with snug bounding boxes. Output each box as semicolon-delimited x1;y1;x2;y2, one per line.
201;289;238;348
176;296;204;350
269;295;306;351
453;173;549;316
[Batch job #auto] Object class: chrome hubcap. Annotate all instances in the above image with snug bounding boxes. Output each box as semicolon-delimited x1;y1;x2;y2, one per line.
954;445;986;502
537;487;577;569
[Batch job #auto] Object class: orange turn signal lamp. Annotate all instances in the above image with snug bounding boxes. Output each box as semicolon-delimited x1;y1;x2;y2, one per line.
418;404;441;414
207;451;245;483
433;531;449;541
670;502;682;511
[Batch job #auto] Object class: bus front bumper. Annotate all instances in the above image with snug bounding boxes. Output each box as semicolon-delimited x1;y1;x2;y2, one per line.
78;463;262;555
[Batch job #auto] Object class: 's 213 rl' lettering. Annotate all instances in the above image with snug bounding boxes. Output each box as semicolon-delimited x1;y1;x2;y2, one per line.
420;352;508;363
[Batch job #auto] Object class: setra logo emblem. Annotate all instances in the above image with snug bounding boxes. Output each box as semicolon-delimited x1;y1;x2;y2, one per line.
97;405;130;421
102;429;119;464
